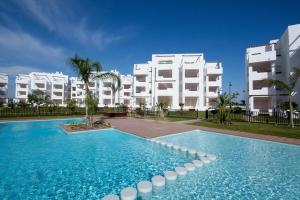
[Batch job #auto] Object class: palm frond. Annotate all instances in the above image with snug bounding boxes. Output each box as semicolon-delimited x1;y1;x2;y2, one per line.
289;67;300;89
261;79;291;92
95;72;122;89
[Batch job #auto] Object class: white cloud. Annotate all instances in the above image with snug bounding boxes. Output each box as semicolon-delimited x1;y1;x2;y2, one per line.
0;26;67;67
0;65;41;76
14;0;122;49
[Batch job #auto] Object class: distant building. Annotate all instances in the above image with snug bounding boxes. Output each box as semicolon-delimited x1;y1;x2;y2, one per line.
13;53;223;110
0;73;8;105
15;72;68;106
245;24;300;112
69;70;133;107
133;53;223;110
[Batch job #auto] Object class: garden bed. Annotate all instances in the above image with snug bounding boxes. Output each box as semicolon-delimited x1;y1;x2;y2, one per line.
61;122;111;133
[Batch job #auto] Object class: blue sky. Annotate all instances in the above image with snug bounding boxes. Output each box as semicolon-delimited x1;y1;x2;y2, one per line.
0;0;300;98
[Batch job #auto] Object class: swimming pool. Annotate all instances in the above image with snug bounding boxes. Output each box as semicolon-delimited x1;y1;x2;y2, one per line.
156;130;300;199
0;119;299;199
0;119;193;199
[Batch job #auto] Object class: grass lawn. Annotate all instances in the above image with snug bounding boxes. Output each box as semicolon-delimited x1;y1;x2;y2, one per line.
192;121;300;139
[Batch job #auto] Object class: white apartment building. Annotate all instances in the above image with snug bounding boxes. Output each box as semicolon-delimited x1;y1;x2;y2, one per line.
133;53;223;110
69;77;99;107
119;74;133;106
69;70;132;107
15;72;68;106
0;73;8;105
245;24;300;112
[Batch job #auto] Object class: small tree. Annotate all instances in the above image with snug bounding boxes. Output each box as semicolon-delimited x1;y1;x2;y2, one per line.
7;98;16;109
66;99;77;113
27;89;49;111
156;101;168;118
278;101;298;111
262;68;300;128
17;100;28;112
217;92;239;124
179;102;184;111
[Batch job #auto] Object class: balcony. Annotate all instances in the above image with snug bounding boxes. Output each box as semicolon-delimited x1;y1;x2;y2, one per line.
135;86;148;96
52;92;63;99
103;90;111;97
53;99;63;105
184;83;199;96
103;99;111;105
17;91;27;97
136;97;146;106
124;92;131;97
249;80;275;95
207;75;221;87
157;83;173;95
248;47;276;64
103;82;111;88
207;67;223;75
207;97;218;107
53;84;63;90
207;92;218;97
134;64;149;75
35;83;46;90
253;97;272;112
0;87;7;91
185;97;198;107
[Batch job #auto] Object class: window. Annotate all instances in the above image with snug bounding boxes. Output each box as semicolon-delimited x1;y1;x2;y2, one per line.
158;83;173;90
158;70;172;78
136;87;146;93
185;69;199;78
103;91;111;95
54;84;63;89
124;84;131;89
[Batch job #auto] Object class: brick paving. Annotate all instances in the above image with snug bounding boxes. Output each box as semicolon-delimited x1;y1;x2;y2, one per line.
106;117;300;145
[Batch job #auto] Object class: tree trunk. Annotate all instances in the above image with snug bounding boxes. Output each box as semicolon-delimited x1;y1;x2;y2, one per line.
289;94;294;128
85;83;90;126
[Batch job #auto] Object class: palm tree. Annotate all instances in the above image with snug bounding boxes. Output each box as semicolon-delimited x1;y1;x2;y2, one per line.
109;76;122;106
217;92;238;124
69;55;121;125
262;67;300;128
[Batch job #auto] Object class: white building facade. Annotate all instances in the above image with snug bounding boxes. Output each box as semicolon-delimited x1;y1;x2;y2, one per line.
0;73;8;105
69;71;133;107
245;24;300;112
133;53;223;111
15;72;68;106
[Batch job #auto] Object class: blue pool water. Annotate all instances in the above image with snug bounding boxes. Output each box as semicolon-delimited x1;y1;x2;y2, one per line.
0;119;192;200
156;130;300;199
1;119;300;199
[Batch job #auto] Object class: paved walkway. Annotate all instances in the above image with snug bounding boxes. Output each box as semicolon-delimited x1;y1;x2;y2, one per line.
106;117;300;145
106;117;198;138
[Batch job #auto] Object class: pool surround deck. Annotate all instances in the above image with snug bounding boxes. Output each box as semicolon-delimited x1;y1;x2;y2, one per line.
106;117;300;145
